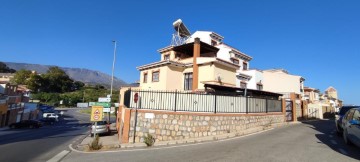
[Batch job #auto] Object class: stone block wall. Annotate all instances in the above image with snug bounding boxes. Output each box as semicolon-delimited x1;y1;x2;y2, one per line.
127;110;284;143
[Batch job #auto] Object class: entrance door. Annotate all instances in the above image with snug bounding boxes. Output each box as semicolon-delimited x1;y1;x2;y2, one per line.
286;101;293;121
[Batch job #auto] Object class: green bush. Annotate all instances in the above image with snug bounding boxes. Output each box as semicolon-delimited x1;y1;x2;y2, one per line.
144;134;155;147
89;135;102;150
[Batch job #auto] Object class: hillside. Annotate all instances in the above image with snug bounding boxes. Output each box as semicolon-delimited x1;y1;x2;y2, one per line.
4;62;128;89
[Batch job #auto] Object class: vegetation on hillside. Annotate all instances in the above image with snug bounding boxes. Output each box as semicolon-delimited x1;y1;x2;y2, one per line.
10;66;119;106
0;62;16;73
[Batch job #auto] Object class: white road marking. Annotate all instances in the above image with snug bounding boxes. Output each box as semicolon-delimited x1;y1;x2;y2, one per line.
330;140;337;145
339;148;348;155
46;150;70;162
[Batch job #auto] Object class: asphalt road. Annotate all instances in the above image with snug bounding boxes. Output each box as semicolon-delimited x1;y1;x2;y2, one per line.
0;109;91;162
63;120;360;162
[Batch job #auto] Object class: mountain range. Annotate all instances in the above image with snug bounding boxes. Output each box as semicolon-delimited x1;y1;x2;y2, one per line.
4;62;130;89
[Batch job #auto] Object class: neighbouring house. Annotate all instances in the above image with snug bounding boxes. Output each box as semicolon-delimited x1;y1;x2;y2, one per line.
137;37;239;91
17;85;31;102
304;87;320;103
0;83;25;125
325;86;338;99
0;73;14;83
262;69;305;97
254;69;306;121
0;94;7;127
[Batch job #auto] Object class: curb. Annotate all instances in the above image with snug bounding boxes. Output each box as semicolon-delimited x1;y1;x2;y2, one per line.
70;122;298;153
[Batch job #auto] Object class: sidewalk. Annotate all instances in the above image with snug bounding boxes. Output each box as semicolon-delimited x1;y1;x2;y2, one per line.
77;123;121;151
74;121;301;151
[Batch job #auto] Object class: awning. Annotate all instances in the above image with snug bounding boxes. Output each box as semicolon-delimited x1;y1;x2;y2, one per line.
204;83;283;99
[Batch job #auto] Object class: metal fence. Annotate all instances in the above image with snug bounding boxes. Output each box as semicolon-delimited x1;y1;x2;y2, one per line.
124;89;282;113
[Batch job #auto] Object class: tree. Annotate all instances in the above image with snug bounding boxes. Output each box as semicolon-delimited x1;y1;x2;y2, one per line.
11;69;32;84
0;62;16;73
26;73;45;92
73;81;85;91
43;66;74;93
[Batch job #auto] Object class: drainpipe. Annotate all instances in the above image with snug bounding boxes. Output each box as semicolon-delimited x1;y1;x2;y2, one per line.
192;38;200;92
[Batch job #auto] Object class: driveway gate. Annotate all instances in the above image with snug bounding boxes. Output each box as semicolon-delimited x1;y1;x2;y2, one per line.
286;101;293;121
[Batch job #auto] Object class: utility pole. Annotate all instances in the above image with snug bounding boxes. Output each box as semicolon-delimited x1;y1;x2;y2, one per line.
109;40;117;122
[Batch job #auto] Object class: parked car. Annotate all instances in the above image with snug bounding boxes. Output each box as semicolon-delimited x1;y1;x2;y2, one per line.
9;120;42;129
341;107;360;147
43;112;59;119
90;121;111;136
335;106;360;134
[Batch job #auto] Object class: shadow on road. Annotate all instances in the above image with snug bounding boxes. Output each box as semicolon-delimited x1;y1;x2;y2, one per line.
302;120;360;160
0;113;89;146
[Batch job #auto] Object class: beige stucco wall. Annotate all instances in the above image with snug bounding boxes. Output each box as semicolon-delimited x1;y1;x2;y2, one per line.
166;66;184;90
139;66;168;90
262;71;301;94
139;60;237;91
198;64;215;89
327;91;338;99
213;63;237;86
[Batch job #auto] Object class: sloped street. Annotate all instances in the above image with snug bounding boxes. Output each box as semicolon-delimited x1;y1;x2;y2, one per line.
63;120;360;162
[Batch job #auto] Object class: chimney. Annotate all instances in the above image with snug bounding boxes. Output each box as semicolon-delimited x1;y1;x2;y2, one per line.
192;38;200;92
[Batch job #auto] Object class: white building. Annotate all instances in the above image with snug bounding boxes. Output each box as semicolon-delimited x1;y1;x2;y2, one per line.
186;31;255;89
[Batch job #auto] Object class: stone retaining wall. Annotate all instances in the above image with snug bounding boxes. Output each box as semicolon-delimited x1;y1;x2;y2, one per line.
128;110;284;143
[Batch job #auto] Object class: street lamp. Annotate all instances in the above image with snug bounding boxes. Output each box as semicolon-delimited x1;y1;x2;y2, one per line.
109;40;117;122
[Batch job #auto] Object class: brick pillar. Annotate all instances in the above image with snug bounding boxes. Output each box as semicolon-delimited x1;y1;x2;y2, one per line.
302;100;308;120
120;108;131;143
192;38;200;92
282;98;286;122
290;93;297;122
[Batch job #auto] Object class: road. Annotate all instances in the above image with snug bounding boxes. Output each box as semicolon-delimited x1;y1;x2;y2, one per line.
0;109;92;162
63;120;360;162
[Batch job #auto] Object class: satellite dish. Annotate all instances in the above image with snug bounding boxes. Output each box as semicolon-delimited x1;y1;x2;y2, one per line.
171;19;191;46
173;19;191;37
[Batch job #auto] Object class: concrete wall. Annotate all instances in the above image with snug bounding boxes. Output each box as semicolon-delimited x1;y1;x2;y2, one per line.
127;110;284;143
213;63;237;86
263;71;302;94
308;103;323;119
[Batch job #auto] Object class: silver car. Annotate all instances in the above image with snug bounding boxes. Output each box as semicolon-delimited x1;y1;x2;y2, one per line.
90;121;111;136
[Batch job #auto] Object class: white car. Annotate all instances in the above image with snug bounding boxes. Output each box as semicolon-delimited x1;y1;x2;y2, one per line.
43;113;59;119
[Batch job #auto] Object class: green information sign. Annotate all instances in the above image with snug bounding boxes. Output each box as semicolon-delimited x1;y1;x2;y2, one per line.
94;102;111;108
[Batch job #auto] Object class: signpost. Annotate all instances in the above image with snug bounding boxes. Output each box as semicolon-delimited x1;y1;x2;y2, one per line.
94;102;111;108
103;107;111;113
98;97;111;103
91;106;104;138
91;106;103;121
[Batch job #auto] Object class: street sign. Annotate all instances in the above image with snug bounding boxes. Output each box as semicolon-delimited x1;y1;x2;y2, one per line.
94;102;111;108
98;97;111;103
134;93;139;103
88;102;96;106
103;108;111;113
91;106;103;121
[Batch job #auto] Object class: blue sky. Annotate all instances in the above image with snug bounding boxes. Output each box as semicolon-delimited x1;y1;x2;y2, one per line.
1;0;359;105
